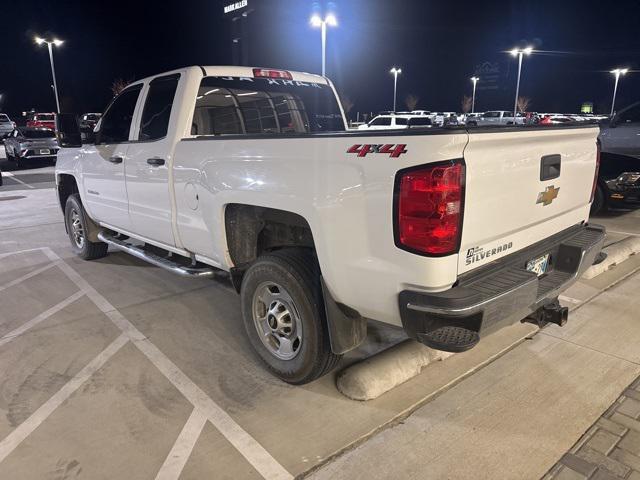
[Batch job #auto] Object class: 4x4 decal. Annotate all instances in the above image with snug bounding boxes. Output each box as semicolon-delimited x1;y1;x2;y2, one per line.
347;144;408;158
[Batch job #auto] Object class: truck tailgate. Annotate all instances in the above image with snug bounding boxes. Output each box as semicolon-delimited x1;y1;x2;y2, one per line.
458;126;599;274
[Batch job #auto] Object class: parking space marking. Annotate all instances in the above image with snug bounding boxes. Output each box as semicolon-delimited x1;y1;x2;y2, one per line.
42;248;294;480
0;333;129;464
0;261;58;293
607;230;640;237
0;248;49;260
1;172;35;189
0;291;85;348
154;408;208;480
559;295;581;304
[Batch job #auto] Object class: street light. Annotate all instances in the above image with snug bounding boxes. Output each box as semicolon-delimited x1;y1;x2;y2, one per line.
390;67;402;112
610;68;629;116
470;76;480;113
509;46;533;120
310;13;337;77
35;36;64;113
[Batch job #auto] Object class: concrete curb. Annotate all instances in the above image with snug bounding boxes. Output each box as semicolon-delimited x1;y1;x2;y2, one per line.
582;236;640;279
336;340;453;401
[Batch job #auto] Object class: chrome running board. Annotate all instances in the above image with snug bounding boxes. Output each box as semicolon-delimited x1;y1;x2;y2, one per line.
97;231;216;278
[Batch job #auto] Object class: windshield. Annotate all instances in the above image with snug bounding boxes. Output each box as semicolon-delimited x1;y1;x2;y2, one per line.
191;76;345;136
21;128;55;138
36;114;55;121
0;115;10;123
84;114;100;121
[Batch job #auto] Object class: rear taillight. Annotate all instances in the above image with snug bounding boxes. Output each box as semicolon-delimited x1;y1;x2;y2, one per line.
591;141;601;203
395;161;465;256
253;68;293;80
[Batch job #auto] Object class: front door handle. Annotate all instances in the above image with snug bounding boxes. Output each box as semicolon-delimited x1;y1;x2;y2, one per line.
147;157;165;167
108;156;123;164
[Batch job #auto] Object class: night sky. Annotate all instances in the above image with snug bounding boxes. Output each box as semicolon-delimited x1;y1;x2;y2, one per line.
2;0;639;119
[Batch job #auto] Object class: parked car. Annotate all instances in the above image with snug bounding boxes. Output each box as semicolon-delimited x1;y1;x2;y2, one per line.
79;112;102;131
358;114;416;130
592;101;640;213
0;114;16;139
26;112;56;129
55;65;604;384
4;127;59;166
466;110;526;126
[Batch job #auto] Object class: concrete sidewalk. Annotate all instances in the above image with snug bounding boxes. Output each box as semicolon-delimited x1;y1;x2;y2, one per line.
310;270;640;480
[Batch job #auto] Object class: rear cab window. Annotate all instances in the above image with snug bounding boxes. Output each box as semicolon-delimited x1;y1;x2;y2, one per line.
191;76;345;136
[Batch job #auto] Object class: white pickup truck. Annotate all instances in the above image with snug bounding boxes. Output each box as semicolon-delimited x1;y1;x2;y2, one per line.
54;66;604;384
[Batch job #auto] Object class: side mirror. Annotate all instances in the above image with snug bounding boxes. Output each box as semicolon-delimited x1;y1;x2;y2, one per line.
55;113;82;148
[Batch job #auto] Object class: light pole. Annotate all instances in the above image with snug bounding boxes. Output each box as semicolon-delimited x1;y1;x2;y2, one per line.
610;68;628;116
35;36;64;113
470;76;479;113
510;46;532;120
310;13;337;77
390;67;402;112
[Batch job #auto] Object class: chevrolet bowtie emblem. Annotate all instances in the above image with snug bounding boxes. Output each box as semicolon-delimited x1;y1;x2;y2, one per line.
537;185;560;206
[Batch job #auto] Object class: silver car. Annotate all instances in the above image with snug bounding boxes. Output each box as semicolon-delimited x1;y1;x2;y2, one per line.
0;114;15;139
4;127;59;166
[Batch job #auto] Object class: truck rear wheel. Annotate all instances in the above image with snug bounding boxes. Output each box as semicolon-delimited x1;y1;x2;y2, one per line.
240;248;341;384
64;194;109;260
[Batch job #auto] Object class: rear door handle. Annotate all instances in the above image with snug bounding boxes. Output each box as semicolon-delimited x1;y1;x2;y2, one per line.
147;157;165;166
108;156;123;164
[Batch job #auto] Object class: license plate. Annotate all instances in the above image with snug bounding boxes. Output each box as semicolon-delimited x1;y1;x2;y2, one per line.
526;253;550;277
39;149;50;154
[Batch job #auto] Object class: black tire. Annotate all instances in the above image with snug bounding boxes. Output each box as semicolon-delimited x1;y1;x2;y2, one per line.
64;194;109;260
590;184;606;215
240;248;341;384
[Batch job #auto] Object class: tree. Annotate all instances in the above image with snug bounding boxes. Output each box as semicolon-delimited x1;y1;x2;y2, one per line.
517;96;531;113
111;78;132;97
461;95;472;114
405;94;420;111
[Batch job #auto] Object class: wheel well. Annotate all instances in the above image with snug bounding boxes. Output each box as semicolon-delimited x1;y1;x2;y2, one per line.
57;174;79;213
225;204;316;270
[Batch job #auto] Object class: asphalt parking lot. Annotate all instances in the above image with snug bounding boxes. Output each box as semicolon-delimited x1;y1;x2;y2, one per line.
2;162;640;479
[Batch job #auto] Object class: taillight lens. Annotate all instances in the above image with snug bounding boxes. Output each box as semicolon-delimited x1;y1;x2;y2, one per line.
591;141;601;203
395;161;465;256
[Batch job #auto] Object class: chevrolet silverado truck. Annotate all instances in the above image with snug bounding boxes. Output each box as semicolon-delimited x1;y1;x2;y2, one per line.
54;66;605;384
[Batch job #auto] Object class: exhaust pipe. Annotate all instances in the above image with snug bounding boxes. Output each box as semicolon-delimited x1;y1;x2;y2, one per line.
523;300;569;327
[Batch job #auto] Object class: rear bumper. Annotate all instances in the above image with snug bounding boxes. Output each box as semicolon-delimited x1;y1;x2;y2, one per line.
399;223;605;351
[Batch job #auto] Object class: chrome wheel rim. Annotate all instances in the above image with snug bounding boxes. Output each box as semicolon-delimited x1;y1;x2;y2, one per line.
252;281;303;360
70;208;85;249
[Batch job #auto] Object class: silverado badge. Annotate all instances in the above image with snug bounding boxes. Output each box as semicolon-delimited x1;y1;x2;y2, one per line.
536;185;560;206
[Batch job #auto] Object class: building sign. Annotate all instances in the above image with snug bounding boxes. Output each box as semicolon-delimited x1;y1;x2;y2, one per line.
474;62;501;91
581;102;594;114
224;0;248;14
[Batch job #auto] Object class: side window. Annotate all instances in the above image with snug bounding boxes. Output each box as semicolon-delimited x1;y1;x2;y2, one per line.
409;117;431;127
394;117;408;126
99;86;142;143
619;104;640;124
370;117;392;126
139;75;180;141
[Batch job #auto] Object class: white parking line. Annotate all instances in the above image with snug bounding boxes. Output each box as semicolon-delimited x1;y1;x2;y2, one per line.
0;333;129;464
42;248;293;480
154;408;208;480
0;248;49;260
607;230;640;237
0;291;84;348
2;172;35;189
558;295;581;304
0;261;58;293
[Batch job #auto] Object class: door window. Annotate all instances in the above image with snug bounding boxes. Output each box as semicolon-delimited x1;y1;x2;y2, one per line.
139;75;180;141
370;117;392;126
99;85;142;143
